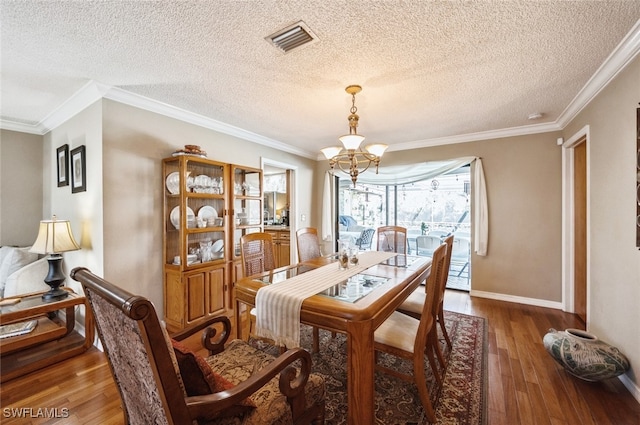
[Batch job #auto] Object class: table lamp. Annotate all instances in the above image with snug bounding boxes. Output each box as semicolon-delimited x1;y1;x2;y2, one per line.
29;216;81;301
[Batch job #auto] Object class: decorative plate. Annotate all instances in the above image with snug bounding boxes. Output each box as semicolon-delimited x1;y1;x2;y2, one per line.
197;206;218;221
170;206;195;229
165;172;179;194
211;239;224;252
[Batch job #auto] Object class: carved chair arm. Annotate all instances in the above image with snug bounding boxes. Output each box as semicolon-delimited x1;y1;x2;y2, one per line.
171;316;232;355
185;347;312;420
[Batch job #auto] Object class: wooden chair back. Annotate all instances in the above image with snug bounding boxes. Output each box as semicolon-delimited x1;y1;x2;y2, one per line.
376;226;408;254
296;227;322;262
70;268;191;424
415;243;447;355
240;232;276;276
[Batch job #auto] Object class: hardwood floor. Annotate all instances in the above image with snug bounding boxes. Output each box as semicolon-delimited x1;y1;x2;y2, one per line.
1;291;639;424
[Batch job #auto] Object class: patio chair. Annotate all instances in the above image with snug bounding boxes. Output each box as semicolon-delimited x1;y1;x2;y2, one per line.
354;228;375;250
415;235;441;257
70;267;325;425
450;236;470;277
376;226;408;254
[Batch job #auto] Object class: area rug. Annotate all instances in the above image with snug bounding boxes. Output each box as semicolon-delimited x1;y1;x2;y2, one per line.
250;311;487;425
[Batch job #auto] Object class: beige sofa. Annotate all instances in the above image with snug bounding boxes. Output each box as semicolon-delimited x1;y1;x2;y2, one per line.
0;246;50;298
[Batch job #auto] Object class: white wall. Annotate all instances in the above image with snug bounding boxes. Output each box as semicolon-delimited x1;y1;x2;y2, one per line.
101;100;317;313
316;131;564;304
43;101;104;299
564;54;640;392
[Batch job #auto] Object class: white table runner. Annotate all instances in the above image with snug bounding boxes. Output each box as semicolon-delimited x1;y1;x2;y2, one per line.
254;251;396;348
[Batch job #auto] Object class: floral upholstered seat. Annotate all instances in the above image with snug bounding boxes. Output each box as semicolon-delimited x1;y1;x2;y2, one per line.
71;267;325;425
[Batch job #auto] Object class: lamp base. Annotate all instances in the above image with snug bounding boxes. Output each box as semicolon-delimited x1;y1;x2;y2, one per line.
42;288;69;301
42;254;69;302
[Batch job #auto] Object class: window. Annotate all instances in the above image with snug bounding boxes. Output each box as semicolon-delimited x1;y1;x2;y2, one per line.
337;166;471;290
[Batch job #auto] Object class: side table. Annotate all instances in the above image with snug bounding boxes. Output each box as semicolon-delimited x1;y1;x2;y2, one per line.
0;288;95;383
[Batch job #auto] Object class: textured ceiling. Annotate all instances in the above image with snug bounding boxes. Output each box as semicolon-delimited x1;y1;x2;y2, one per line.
1;1;639;158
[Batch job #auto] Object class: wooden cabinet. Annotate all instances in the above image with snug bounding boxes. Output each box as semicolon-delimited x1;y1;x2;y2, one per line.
162;156;232;332
266;228;290;268
162;157;262;333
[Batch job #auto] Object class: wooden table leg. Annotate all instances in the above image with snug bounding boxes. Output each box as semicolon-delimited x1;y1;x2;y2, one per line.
235;299;244;340
346;320;375;425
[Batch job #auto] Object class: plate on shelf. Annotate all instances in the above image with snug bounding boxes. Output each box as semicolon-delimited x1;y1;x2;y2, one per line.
165;172;180;194
197;206;217;222
170;206;195;229
212;239;224;252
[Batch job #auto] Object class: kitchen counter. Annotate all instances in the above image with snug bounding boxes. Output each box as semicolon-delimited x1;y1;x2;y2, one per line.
264;225;290;231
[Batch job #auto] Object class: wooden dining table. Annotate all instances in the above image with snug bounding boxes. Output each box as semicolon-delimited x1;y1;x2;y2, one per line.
234;253;432;425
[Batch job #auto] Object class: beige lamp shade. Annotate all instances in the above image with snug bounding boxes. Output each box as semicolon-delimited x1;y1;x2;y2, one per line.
365;143;388;157
30;218;80;254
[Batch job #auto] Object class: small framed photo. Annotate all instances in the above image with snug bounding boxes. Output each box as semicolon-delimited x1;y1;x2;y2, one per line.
70;145;86;193
56;144;69;187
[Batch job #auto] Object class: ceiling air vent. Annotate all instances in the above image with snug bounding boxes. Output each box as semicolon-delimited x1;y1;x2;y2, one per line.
266;21;318;53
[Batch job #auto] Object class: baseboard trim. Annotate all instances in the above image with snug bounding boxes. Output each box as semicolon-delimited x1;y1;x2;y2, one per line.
619;374;640;404
469;290;564;310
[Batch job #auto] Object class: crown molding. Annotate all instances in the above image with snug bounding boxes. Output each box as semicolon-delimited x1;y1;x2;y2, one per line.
103;86;316;159
387;121;563;152
557;19;640;127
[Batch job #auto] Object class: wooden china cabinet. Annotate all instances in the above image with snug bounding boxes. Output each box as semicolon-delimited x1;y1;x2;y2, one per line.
162;156;262;333
230;165;264;284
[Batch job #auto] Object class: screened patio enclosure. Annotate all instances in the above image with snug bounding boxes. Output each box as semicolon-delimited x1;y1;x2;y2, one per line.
324;157;488;292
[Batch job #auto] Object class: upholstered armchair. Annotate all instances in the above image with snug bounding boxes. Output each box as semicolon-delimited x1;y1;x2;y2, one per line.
71;267;325;425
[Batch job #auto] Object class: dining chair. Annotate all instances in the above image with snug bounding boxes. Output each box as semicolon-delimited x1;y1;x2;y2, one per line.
397;235;455;367
373;242;448;423
70;267;325;425
241;232;320;352
240;233;276;345
296;227;337;345
240;232;276;277
354;228;376;250
376;225;408;254
296;227;322;262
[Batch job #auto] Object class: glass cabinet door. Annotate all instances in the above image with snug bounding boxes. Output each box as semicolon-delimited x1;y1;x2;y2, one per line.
231;165;263;260
163;157;229;269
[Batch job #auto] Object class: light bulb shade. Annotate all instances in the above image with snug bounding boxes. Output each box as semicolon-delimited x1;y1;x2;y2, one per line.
339;134;365;150
30;219;80;254
321;146;343;159
365;143;388;157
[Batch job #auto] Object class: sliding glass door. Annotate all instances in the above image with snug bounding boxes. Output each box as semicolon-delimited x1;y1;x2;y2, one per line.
336;166;471;290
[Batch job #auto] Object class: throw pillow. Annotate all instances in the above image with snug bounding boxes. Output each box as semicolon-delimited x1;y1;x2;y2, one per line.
171;339;256;419
0;247;39;298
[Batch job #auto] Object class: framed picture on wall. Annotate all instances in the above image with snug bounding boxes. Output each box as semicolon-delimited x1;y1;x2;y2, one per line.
56;144;69;187
71;145;86;193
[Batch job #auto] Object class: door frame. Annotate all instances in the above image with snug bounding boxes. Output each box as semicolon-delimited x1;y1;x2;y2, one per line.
261;157;297;264
561;125;590;323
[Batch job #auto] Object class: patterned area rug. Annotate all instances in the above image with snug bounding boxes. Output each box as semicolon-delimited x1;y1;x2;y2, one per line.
250;311;487;425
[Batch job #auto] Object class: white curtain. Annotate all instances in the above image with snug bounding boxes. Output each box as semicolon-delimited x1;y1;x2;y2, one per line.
321;171;334;242
321;156;489;256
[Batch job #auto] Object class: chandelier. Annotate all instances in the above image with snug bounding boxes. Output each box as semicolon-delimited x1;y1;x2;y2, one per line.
321;85;388;186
